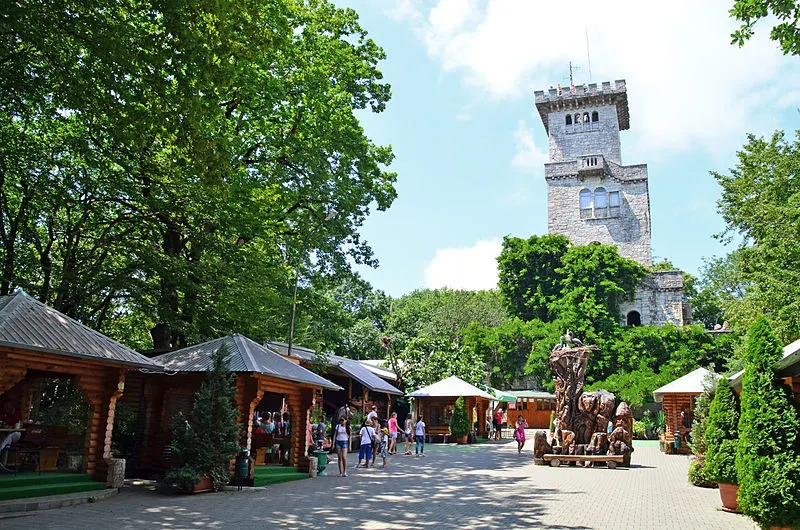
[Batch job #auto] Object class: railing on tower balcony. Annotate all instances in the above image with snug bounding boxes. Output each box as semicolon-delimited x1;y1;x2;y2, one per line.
577;154;604;176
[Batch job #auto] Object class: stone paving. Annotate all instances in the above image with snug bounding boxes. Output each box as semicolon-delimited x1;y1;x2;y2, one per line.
0;440;756;529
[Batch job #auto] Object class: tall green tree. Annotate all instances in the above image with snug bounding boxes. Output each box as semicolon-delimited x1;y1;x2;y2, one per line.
705;378;740;485
396;336;484;392
1;0;397;351
714;130;800;343
497;234;569;321
736;317;800;528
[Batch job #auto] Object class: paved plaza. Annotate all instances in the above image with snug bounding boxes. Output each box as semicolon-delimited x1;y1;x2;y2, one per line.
1;439;755;529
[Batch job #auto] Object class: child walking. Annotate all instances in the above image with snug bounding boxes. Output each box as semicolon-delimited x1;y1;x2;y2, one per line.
379;426;389;468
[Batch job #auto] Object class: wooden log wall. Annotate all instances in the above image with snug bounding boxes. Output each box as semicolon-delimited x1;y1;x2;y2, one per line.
0;346;128;481
662;393;697;454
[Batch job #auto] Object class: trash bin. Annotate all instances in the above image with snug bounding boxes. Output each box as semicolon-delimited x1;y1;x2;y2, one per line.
673;430;681;451
313;450;328;476
235;448;250;490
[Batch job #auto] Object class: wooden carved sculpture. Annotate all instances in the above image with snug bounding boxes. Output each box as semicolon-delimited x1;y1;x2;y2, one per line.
539;331;633;467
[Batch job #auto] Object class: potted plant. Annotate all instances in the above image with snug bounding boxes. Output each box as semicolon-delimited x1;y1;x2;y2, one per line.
705;376;740;512
160;344;241;494
450;397;470;444
736;318;800;529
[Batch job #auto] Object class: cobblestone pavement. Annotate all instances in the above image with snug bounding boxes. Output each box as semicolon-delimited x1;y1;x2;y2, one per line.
1;440;755;529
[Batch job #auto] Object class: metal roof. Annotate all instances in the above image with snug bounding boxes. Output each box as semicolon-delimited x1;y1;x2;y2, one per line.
0;290;161;369
264;341;403;395
653;367;718;402
357;360;398;381
730;336;800;387
154;335;341;390
408;375;494;399
510;390;556;400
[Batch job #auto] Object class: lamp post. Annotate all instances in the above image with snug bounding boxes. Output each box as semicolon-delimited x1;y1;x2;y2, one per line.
286;209;337;358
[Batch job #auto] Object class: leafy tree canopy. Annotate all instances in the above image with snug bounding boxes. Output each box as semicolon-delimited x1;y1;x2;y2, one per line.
730;0;800;55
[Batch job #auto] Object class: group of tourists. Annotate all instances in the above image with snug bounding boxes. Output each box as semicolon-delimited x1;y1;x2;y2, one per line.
329;403;429;478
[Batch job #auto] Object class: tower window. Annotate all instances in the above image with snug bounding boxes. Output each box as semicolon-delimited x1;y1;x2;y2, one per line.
574;113;581;124
579;188;592;218
627;310;641;326
566;114;572;126
591;111;599;123
594;187;608;209
609;191;620;208
583;112;590;124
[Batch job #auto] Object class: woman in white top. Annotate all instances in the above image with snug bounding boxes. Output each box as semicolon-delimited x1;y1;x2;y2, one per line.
333;417;351;477
414;416;426;456
403;413;413;455
356;419;376;468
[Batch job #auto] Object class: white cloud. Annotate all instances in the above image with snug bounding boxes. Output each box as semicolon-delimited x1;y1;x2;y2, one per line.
424;238;502;290
386;0;800;158
511;119;548;172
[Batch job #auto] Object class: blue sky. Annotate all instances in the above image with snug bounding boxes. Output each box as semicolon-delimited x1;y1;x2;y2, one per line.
340;0;800;297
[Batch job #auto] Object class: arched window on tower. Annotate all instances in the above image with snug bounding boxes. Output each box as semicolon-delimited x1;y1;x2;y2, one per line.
574;113;581;125
594;187;608;217
566;114;572;125
583;112;590;125
579;188;592;219
591;111;599;122
627;311;641;326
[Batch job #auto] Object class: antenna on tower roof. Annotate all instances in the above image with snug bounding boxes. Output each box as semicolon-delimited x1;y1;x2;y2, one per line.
586;29;592;82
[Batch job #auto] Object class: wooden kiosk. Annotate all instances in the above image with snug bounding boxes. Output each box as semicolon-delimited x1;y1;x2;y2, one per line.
407;376;492;442
135;334;341;474
0;290;162;482
652;367;718;454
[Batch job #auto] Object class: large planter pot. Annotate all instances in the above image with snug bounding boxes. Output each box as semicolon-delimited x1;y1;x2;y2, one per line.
718;482;740;513
191;476;214;494
454;435;468;445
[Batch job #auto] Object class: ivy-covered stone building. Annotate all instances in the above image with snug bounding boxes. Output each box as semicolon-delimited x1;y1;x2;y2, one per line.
534;80;690;326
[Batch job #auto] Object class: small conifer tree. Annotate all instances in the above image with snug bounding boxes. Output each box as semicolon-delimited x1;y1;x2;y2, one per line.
736;317;800;528
704;377;739;485
450;396;470;438
163;343;241;492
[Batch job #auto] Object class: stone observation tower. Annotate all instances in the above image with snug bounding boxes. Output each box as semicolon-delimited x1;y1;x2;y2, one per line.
534;80;690;326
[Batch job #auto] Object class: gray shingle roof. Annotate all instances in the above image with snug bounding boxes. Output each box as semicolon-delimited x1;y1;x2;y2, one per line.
154;335;341;390
0;290;161;369
265;341;403;395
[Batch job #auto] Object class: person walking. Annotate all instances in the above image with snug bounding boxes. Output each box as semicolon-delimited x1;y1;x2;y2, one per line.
333;417;350;477
356;419;375;468
514;414;528;454
315;416;327;450
493;409;503;440
371;417;381;467
403;413;413;455
378;425;389;468
414;416;426;457
331;403;352;453
388;412;399;454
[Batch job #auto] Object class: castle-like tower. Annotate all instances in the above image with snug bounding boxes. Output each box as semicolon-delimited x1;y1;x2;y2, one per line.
534;80;689;327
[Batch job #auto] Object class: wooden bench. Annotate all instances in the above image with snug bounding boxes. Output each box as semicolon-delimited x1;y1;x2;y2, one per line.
542;454;624;469
426;426;450;443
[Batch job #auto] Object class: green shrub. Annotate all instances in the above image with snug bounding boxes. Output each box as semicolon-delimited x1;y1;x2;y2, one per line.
736;317;800;529
688;456;716;488
159;467;202;494
689;373;718;455
632;420;646;439
705;377;739;485
450;396;470;438
163;344;241;493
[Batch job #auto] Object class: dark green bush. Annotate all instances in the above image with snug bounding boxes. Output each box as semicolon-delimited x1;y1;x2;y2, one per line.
688;456;716;488
705;377;739;485
158;467;201;494
736;317;800;529
449;396;470;438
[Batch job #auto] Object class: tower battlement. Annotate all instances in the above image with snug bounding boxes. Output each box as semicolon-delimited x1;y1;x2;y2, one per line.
534;79;629;133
